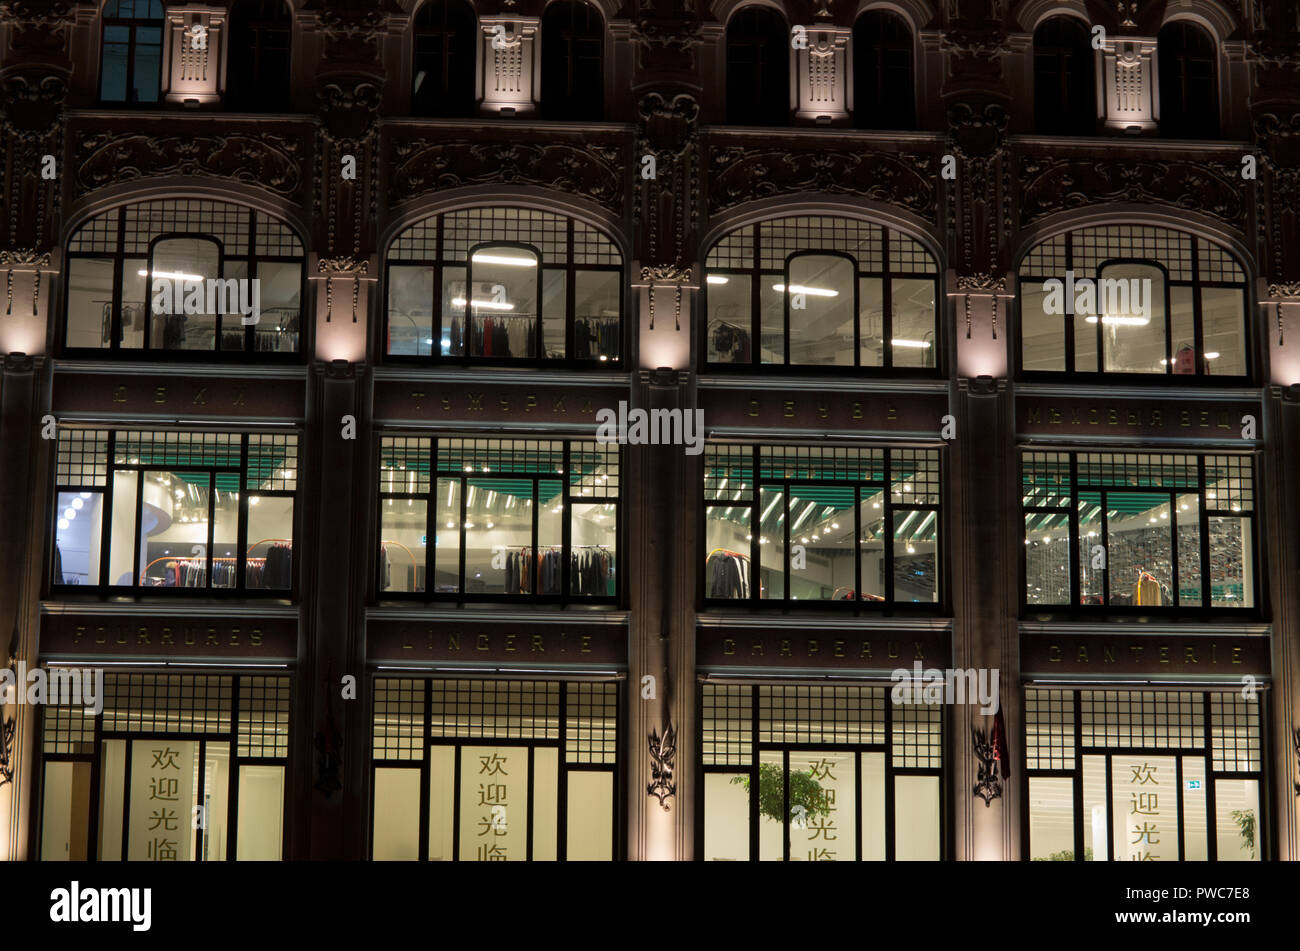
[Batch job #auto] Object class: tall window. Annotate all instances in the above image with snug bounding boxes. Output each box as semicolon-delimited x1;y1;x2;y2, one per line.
63;199;305;357
100;0;164;104
226;0;292;112
1158;21;1219;139
701;683;942;861
1018;225;1248;378
371;679;619;861
704;445;942;606
378;437;619;602
385;207;623;364
703;216;940;371
411;0;477;117
1033;16;1095;135
852;10;915;130
39;673;289;861
1022;452;1257;611
540;1;604;120
51;430;298;594
726;6;789;125
1026;688;1262;861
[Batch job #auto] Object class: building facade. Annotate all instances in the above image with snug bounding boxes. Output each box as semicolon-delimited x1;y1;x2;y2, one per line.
1;0;1298;861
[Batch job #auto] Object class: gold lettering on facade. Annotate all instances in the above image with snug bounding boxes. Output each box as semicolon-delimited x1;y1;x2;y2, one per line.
580;635;592;653
553;396;566;414
499;397;510;413
476;633;489;651
779;639;792;656
817;402;829;419
448;632;460;651
859;641;872;659
154;386;167;404
1048;408;1062;424
752;640;764;655
112;385;127;403
1185;646;1197;664
1027;407;1042;424
192;387;207;406
441;396;451;412
1048;644;1061;662
833;640;845;657
852;401;863;419
887;405;898;421
807;640;818;656
1159;646;1170;663
783;400;795;418
467;393;484;412
531;634;544;652
504;634;516;652
1077;645;1088;663
1232;646;1243;663
526;395;537;413
232;388;245;407
722;638;736;655
748;399;760;417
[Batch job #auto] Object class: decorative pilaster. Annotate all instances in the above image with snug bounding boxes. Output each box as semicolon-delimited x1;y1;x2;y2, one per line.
161;4;226;106
479;17;538;116
1098;36;1158;133
792;24;850;124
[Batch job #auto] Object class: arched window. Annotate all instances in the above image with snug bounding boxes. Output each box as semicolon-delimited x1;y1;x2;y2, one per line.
852;10;915;130
726;6;789;126
1032;16;1095;135
411;0;477;118
385;207;623;365
1158;21;1219;139
100;0;164;104
1017;224;1248;378
540;1;604;121
703;215;940;371
63;198;305;357
226;0;292;112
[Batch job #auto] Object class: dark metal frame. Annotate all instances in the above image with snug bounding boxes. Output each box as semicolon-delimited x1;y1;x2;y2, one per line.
98;0;165;106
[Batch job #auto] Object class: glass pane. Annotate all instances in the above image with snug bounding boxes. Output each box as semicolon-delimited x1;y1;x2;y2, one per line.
759;277;784;364
1026;512;1070;605
201;742;230;861
532;747;558;861
108;470;139;587
705;772;749;861
139;472;210;588
1029;776;1075;860
891;278;936;368
542;268;566;359
468;246;537;358
1082;754;1106;861
1176;494;1201;605
101;30;130;101
380;499;426;593
1170;285;1195;374
859;752;886;860
570;504;614;597
566;770;613;860
127;739;198;861
441;265;467;356
256;261;301;353
388;264;434;356
1074;300;1098;372
121;257;147;349
459;746;528;861
757;750;784;861
149;238;220;350
247;496;293;590
41;761;92;860
1098;263;1164;374
532;482;560;595
894;775;940;859
858;487;886;600
787;255;854;366
218;261;249;351
706;505;751;599
372;768;420;860
132;27;162;102
428;746;455;861
1111;754;1178;861
707;273;751;363
788;485;853;601
98;739;127;860
858;277;884;367
1202;287;1246;377
432;479;459;594
1183;757;1207;861
212;484;238;588
1021;280;1065;371
575;270;619;363
1106;493;1172;606
54;490;103;586
1078;492;1103;604
1209;516;1252;607
894;509;938;603
1214;778;1260;861
235;764;283;860
66;258;115;349
788;750;855;862
758;488;784;599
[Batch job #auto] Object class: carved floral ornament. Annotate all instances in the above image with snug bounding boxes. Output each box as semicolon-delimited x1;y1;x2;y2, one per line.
0;73;67;140
317;256;370;323
0;249;52;317
635;264;695;331
954;273;1008;339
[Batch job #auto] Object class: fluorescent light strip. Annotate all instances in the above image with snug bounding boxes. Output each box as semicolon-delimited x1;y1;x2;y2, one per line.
139;269;204;281
451;298;515;311
772;284;838;297
471;253;537;267
706;275;729;285
892;338;931;349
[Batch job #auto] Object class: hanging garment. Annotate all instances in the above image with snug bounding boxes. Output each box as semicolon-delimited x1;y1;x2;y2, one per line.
53;545;64;585
1135;572;1163;606
263;545;292;588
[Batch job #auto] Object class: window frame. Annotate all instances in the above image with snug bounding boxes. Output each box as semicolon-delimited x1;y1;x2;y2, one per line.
48;430;300;599
410;0;478;118
539;0;605;121
725;5;790;126
1020;451;1260;617
700;443;946;612
98;0;165;106
225;0;293;113
61;204;306;361
382;214;625;367
376;436;622;605
1157;21;1220;140
852;9;916;131
1032;15;1096;136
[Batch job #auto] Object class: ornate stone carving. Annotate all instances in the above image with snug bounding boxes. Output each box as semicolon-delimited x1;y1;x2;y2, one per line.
972;724;1003;807
1018;155;1246;228
72;128;306;201
318;79;382;145
318;256;369;322
647;722;677;811
941;25;1013;83
388;137;626;213
0;0;75;52
315;0;394;64
708;143;937;217
0;72;67;141
956;272;1007;339
0;248;51;316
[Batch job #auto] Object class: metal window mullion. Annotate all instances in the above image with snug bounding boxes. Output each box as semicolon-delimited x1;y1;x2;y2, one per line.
1068;454;1080;607
884;452;895;604
1199;456;1211;609
561;442;572;597
531;475;540;595
237;435;249;590
882;230;893;368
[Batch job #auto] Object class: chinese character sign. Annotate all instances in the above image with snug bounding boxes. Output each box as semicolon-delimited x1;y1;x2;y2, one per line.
1111;755;1178;862
791;750;856;862
459;746;528;861
127;741;197;861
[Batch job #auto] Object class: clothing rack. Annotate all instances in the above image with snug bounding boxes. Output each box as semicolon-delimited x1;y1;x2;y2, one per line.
707;548;751;599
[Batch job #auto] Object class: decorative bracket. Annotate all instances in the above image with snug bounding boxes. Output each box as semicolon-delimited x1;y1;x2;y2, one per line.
647;722;677;811
0;249;52;316
317;256;369;323
972;724;1003;806
634;264;695;331
1268;282;1300;346
955;273;1008;340
1293;726;1299;797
